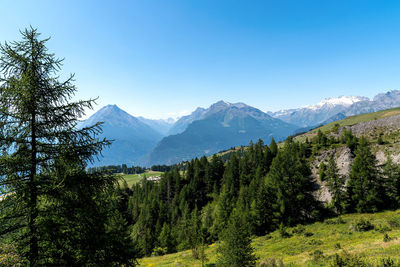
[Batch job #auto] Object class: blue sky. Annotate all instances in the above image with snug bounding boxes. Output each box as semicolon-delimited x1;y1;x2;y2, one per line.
2;0;400;119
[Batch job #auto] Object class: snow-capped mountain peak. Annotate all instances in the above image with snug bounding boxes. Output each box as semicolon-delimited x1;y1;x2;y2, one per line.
306;96;368;110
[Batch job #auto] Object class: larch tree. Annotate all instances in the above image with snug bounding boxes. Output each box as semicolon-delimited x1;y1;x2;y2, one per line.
0;28;137;265
325;154;345;214
216;210;258;267
347;137;382;213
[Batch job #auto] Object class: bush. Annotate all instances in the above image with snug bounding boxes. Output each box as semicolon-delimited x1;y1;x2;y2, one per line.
306;239;323;246
291;224;305;235
376;224;392;233
260;257;284;267
152;246;167;256
0;243;23;266
387;217;400;228
279;224;291;238
377;135;385;145
330;252;368;267
304;231;314;237
325;216;346;225
352;218;374;232
334;243;341;250
383;233;393;243
310;250;324;262
378;258;400;267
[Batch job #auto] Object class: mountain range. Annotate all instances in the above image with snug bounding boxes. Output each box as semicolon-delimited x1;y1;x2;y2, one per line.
268;90;400;127
148;101;297;165
80;90;400;166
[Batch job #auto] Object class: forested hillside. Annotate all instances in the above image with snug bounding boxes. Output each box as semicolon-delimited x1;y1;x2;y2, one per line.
123;108;400;266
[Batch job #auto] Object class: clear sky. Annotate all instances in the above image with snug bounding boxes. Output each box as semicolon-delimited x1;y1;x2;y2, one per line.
2;0;400;119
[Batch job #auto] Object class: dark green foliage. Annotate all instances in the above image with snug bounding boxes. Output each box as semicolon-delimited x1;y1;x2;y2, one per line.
330;252;368;267
158;223;175;254
377;135;385;145
217;211;258;267
319;162;327;181
382;157;400;209
325;155;346;214
89;164;147;174
347;137;383;213
378;258;400;267
0;28;137;265
340;129;358;151
352;218;374;232
332;123;340;134
269;138;278;157
316;129;328;147
267;138;321;226
383;233;392;242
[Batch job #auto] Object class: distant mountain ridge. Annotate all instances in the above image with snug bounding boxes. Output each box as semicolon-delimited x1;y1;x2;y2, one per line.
269;90;400;127
79;105;163;166
167;107;207;135
137;116;175;136
148;101;297;165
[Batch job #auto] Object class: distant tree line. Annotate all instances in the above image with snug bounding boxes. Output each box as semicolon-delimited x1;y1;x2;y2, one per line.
88;164;147;174
87;164;173;174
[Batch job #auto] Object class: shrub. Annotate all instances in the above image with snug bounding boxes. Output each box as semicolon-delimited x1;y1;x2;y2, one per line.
307;239;323;246
352;218;374;232
334;243;341;250
304;231;314;237
152;246;167;256
259;258;285;267
310;250;324;262
387;217;400;228
0;243;23;266
279;224;291;238
383;233;393;243
330;252;368;267
377;135;385;145
378;258;400;267
376;224;392;233
332;123;340;134
325;216;346;225
291;225;305;235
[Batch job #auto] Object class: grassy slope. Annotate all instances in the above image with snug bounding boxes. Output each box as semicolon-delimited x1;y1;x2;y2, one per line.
121;171;163;187
139;210;400;266
294;107;400;143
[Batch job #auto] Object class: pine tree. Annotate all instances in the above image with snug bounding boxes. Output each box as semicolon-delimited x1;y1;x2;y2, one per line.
382;156;400;209
0;28;137;265
217;210;258;267
158;222;175;253
267;138;320;226
269;137;278;158
319;162;327;181
347;137;382;212
325;154;345;214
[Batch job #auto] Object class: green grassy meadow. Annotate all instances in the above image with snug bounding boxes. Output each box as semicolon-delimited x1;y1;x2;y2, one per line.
121;171;164;187
139;210;400;266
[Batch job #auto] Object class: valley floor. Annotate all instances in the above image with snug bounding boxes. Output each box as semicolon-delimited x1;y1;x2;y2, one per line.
139;210;400;266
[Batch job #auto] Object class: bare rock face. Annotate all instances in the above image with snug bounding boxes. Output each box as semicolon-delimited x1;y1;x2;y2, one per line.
310;112;400;204
312;146;353;202
337;114;400;138
376;150;387;166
